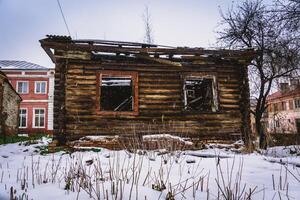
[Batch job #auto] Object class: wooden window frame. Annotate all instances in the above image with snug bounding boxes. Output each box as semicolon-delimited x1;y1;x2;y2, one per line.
96;70;139;116
182;73;219;113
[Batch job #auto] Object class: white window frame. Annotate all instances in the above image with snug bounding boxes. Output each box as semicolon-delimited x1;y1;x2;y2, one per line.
32;108;46;128
295;98;300;109
34;81;47;94
19;108;28;128
16;81;29;94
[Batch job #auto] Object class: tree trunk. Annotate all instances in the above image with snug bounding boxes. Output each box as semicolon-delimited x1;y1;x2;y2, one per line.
255;114;266;149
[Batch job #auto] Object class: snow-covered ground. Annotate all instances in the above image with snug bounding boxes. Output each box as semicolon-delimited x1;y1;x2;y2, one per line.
0;138;299;200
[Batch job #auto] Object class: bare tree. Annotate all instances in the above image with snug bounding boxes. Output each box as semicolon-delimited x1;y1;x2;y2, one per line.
143;6;154;44
218;0;300;148
275;0;300;31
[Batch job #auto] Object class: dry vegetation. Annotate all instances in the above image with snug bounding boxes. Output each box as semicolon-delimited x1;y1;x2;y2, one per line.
1;139;299;200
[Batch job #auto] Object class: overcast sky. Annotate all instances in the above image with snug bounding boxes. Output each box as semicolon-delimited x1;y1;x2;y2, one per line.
0;0;251;68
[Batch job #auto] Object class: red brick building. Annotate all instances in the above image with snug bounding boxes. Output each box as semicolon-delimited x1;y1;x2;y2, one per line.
0;61;54;135
265;80;300;134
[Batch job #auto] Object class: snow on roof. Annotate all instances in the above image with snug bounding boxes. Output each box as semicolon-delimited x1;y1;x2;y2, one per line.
0;60;49;70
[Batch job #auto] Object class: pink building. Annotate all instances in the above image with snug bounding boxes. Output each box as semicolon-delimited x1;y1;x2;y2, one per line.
0;61;54;135
265;80;300;134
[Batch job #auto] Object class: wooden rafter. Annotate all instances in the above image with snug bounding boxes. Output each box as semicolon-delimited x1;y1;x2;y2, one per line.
40;35;257;64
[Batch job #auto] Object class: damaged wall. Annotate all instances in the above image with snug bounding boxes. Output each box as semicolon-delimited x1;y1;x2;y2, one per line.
0;73;21;136
40;36;254;146
54;60;250;145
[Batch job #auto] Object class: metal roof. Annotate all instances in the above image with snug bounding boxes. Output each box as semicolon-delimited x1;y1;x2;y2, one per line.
0;60;49;70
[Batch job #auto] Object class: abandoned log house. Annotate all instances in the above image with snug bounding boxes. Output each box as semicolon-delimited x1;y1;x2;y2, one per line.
40;35;255;147
0;71;22;136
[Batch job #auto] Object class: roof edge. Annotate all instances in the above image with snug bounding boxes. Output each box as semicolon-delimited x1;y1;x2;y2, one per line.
0;71;22;100
40;35;257;64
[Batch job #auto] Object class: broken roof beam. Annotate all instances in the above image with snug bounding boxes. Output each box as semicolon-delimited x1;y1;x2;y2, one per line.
40;40;255;58
41;44;56;63
73;39;160;48
54;50;91;60
136;54;182;67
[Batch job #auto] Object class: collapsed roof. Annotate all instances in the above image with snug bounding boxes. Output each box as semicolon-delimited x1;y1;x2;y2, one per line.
40;35;256;66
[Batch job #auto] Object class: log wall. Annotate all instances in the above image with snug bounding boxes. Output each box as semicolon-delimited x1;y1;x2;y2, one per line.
53;59;250;144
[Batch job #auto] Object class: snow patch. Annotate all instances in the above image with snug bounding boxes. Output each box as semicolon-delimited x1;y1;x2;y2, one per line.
1;140;300;199
263;145;300;157
80;135;119;142
143;134;193;145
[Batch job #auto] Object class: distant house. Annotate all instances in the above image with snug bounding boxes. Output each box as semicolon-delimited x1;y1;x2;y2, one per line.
40;35;255;146
0;61;54;135
0;71;22;136
265;79;300;134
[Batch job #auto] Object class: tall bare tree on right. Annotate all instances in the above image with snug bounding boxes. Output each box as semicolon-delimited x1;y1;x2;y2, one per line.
219;0;300;149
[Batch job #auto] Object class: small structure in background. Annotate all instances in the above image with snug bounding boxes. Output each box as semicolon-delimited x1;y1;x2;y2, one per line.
0;71;22;136
0;61;54;135
40;35;255;148
265;79;300;135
